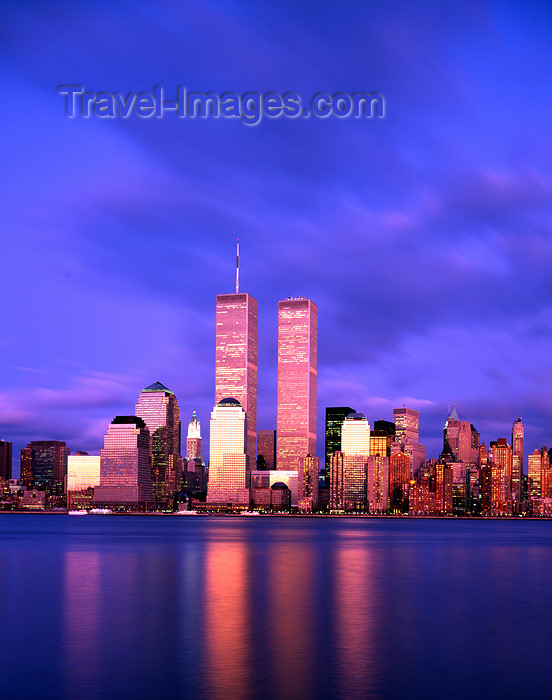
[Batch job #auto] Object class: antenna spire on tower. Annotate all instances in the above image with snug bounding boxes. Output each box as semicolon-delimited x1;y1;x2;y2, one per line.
235;238;240;293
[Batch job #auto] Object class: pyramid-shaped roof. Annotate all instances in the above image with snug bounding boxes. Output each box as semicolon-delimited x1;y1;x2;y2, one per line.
143;381;173;394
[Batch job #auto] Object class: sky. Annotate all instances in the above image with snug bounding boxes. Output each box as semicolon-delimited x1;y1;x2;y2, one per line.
2;0;552;474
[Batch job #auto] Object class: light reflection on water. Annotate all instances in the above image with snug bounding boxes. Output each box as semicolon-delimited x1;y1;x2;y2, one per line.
1;516;552;699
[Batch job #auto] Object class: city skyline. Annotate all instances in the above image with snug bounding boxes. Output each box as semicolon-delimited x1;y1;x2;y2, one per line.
2;1;552;468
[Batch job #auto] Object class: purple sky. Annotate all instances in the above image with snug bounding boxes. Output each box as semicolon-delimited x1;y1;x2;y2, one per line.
2;1;552;474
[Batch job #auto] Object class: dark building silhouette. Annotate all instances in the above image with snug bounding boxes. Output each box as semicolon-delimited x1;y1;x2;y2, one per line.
325;407;355;484
0;440;12;482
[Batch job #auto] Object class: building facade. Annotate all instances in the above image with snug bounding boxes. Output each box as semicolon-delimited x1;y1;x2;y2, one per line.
215;293;258;469
257;429;276;470
94;416;154;508
325;407;355;484
135;382;181;503
276;297;317;472
207;398;250;506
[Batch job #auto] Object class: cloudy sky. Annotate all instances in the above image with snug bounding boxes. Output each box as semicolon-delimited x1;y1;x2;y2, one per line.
2;0;552;473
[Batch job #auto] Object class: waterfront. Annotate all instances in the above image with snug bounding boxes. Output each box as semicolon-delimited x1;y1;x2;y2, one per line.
1;516;551;699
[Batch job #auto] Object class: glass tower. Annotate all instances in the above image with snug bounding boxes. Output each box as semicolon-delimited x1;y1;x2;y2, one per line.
325;407;355;483
215;293;258;468
207;398;250;505
95;416;154;507
135;382;181;503
276;297;318;472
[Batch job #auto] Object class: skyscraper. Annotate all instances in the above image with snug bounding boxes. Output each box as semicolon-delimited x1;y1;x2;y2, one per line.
94;416;154;508
298;453;319;511
393;407;419;443
21;440;69;493
341;412;370;510
207;398;250;506
215;293;258;468
187;410;202;461
0;440;12;482
135;382;181;503
325;407;355;483
277;297;317;472
512;418;524;504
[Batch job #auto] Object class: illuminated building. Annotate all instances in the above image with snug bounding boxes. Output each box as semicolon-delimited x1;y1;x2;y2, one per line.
393;407;419;443
409;461;452;515
135;382;181;504
341;412;370;510
20;447;34;488
367;454;389;513
215;291;258;469
94;416;154;508
0;440;12;482
325;407;355;483
187;411;202;461
330;451;344;511
21;440;69;494
67;453;101;509
389;451;410;512
298;454;319;510
490;439;512;513
207;398;250;506
276;297;317;472
370;420;395;459
257;429;276;470
528;449;542;498
511;418;524;505
250;470;299;506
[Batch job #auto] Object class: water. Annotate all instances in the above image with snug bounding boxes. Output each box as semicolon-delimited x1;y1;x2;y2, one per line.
1;515;551;699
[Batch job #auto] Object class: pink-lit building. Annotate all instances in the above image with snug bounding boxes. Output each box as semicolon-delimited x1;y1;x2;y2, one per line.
207;398;250;506
94;416;154;508
135;382;181;503
276;297;318;472
511;418;524;504
298;453;319;511
393;407;419;443
215;293;258;468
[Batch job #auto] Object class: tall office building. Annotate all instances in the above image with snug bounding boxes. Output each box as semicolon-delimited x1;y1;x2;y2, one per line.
389;451;410;512
135;382;181;502
257;429;276;470
207;398;250;506
20;441;69;493
67;453;101;510
298;454;319;510
393;407;419;443
94;416;154;508
528;447;548;499
340;412;371;510
215;293;258;468
511;418;524;504
187;410;202;461
325;407;355;483
277;297;318;472
0;440;12;482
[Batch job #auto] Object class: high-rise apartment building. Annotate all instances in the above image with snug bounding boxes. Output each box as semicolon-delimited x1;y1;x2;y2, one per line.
94;416;154;508
277;297;317;472
257;429;276;470
325;407;355;483
0;440;12;482
207;398;250;506
215;293;258;468
187;410;202;461
389;451;410;512
135;382;181;503
367;454;389;513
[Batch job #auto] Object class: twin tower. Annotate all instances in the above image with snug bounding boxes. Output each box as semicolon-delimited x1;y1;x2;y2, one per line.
209;291;317;503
